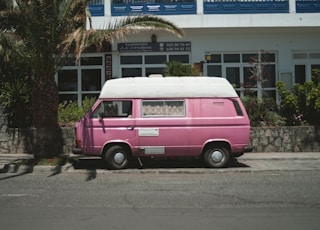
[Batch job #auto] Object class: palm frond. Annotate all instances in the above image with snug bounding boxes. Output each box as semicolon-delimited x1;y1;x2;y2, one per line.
105;15;184;41
120;15;184;36
1;0;184;72
0;8;23;33
81;15;184;60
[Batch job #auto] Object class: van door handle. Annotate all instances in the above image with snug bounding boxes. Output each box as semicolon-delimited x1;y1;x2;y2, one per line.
127;126;135;130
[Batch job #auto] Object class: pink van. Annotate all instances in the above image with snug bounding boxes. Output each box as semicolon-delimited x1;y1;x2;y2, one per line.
72;77;252;169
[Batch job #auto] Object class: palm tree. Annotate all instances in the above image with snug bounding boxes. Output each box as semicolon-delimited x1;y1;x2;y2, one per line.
0;0;14;10
0;0;184;158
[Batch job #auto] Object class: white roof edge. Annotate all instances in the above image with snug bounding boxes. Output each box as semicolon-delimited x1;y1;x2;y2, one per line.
99;77;238;99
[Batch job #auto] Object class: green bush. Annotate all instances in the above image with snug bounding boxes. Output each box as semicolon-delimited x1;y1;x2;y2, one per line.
0;37;32;128
0;77;32;128
304;69;320;124
276;69;320;126
58;97;96;126
242;96;285;126
163;61;200;76
276;81;300;125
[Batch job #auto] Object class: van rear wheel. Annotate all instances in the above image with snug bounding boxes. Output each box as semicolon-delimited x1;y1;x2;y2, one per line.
104;145;129;170
204;146;230;168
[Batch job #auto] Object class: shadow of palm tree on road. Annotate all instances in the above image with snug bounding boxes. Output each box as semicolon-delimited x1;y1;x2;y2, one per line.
0;163;34;181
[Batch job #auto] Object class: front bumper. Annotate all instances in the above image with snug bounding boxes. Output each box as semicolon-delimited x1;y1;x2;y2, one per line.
72;147;84;155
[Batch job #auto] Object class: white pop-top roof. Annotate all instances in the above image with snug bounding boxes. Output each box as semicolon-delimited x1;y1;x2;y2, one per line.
99;76;238;99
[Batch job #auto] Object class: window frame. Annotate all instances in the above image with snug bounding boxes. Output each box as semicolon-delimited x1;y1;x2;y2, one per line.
141;99;186;117
292;51;320;83
56;54;105;106
205;51;277;100
120;52;190;77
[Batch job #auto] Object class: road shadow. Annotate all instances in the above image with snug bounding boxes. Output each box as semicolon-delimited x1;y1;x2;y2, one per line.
0;157;249;181
0;158;67;179
0;163;34;181
71;157;249;171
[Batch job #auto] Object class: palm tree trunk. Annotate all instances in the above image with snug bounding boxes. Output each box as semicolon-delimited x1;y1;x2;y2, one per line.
32;77;62;159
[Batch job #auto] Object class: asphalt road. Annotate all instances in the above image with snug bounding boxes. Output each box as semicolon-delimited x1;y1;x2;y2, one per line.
0;170;320;229
3;152;320;175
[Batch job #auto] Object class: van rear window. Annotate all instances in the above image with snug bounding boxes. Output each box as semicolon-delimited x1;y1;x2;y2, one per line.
232;99;244;116
142;100;185;117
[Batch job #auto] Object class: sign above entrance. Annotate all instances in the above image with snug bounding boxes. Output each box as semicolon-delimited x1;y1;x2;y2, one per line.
118;42;191;52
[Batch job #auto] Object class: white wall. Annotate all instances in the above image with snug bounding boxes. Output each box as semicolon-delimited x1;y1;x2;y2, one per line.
91;1;320;83
112;27;320;74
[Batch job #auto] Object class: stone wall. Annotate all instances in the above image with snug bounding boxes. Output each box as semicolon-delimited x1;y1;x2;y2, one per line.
0;125;319;154
0;106;75;155
0;127;75;155
250;126;320;152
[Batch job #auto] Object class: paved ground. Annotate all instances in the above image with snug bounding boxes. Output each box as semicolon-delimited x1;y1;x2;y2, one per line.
0;152;320;174
1;170;320;230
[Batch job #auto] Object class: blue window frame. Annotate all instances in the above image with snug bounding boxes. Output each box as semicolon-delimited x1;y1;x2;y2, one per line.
203;0;289;14
111;0;196;16
88;0;104;16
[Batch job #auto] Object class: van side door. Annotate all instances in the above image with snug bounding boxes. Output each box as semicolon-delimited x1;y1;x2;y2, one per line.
83;100;137;155
136;99;189;156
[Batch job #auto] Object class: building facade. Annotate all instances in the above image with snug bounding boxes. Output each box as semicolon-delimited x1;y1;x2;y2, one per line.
55;0;320;105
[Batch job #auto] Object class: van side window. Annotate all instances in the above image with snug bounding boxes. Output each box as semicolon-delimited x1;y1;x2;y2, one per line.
232;99;244;116
91;100;132;118
142;100;185;117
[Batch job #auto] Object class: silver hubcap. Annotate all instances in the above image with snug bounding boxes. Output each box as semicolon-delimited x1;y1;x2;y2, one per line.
114;152;125;165
210;150;223;163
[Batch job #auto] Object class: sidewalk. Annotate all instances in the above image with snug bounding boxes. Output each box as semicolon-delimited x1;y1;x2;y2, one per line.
241;152;320;160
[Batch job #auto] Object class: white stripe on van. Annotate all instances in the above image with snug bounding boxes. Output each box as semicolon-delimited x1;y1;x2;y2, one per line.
138;128;159;137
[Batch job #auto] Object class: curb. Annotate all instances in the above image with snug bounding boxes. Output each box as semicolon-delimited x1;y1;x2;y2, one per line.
241;152;320;160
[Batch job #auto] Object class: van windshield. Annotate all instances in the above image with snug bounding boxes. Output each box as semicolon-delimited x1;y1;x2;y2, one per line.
91;100;132;118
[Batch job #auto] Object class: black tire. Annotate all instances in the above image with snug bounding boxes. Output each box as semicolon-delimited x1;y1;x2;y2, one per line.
203;146;230;168
104;145;129;170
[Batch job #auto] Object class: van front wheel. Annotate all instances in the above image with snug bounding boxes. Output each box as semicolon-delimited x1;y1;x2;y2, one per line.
104;145;129;170
204;147;230;168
